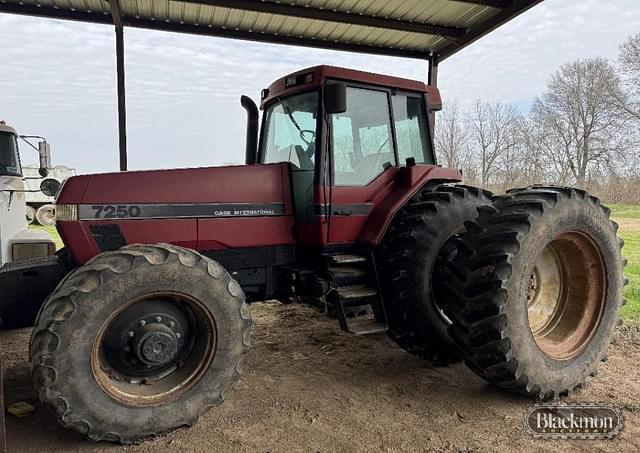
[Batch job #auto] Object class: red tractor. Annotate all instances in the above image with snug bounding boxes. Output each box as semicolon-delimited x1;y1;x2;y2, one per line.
0;66;625;443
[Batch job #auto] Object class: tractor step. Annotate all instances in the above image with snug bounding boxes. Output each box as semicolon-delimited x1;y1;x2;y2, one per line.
342;316;388;335
318;252;389;335
327;254;367;265
331;266;366;286
336;285;377;300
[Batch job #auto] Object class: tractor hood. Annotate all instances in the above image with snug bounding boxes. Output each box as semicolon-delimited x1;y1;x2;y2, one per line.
57;163;292;208
55;163;295;264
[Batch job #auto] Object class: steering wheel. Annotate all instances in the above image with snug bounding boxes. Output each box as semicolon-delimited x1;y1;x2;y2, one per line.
299;129;315;146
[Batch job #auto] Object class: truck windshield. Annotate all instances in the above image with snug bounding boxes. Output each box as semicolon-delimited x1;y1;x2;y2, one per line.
261;91;319;171
0;132;22;177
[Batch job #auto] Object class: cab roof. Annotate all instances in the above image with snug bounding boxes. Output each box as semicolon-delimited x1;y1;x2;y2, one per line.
261;65;441;109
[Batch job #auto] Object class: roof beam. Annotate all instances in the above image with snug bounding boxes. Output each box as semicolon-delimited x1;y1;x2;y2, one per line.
452;0;512;8
0;2;429;59
180;0;467;38
0;2;112;25
122;15;430;59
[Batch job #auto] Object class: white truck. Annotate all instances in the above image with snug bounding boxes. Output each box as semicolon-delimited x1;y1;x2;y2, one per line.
22;165;76;225
0;121;59;266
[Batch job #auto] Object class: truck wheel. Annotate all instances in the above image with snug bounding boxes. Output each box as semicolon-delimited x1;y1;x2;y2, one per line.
376;183;493;365
26;205;36;224
35;204;56;226
441;186;625;398
30;244;251;443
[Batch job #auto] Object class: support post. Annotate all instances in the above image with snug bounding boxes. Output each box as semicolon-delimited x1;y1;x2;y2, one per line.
110;0;127;171
115;25;127;171
427;53;439;133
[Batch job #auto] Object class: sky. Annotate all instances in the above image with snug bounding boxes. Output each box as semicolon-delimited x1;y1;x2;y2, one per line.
1;0;639;173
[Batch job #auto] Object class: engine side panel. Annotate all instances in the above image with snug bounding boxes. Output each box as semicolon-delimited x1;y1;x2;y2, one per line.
56;163;295;265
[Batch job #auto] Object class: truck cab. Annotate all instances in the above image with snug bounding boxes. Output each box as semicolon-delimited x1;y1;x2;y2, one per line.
0;121;56;266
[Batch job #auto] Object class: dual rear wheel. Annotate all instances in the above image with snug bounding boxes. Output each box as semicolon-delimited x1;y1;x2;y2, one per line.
380;184;625;399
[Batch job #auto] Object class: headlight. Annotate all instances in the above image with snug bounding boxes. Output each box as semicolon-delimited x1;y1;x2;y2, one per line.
56;204;78;221
12;242;56;261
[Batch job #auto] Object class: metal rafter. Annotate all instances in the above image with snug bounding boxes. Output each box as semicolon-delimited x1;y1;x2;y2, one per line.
181;0;467;38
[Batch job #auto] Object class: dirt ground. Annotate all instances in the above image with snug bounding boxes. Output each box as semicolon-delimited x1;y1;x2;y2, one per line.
2;302;639;453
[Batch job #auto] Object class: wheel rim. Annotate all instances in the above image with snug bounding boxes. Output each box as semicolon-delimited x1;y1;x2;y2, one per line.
91;292;217;406
527;231;606;360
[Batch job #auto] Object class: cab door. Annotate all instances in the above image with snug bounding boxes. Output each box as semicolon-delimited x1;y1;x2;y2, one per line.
327;86;433;244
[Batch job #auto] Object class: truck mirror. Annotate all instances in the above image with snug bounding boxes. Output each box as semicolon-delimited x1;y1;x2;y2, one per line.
40;178;61;197
324;83;347;114
38;141;51;177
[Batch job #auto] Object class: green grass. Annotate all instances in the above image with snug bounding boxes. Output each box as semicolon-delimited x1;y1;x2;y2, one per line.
29;224;63;250
609;204;640;324
28;203;640;324
608;203;640;219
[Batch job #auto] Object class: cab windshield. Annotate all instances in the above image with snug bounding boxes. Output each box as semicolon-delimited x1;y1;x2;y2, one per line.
261;91;319;171
0;132;22;177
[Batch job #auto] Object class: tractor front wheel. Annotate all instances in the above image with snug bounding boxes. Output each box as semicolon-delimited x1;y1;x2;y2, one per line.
30;244;251;443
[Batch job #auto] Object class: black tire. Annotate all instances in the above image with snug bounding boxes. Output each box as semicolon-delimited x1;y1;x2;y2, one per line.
376;182;493;364
440;186;626;399
30;244;251;443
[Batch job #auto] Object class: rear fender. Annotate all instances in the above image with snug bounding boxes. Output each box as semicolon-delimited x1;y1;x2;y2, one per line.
358;165;462;246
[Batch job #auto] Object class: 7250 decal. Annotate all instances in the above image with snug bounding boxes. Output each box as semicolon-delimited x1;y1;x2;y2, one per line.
92;205;142;219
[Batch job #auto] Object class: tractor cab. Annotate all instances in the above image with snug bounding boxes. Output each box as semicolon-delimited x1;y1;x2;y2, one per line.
248;65;450;245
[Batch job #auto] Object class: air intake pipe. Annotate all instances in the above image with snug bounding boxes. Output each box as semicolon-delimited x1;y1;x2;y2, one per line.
241;95;259;165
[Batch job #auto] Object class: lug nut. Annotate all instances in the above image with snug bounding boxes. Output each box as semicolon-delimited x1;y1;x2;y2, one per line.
176;333;181;339
127;331;135;338
169;320;176;328
155;316;162;323
138;320;146;327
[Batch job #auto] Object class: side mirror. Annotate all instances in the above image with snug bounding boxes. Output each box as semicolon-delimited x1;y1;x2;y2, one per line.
40;178;61;197
324;83;347;114
38;141;51;177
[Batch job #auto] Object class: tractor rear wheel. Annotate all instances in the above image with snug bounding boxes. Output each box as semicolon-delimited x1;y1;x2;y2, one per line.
30;244;251;443
440;186;625;398
376;182;493;365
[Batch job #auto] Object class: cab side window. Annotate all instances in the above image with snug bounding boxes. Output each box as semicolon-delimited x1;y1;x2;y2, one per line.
391;94;431;165
331;87;395;186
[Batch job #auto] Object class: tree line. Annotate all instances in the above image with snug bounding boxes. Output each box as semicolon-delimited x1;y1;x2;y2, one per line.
434;33;640;203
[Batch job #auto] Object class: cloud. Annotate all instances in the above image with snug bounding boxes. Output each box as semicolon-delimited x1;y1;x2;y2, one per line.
1;0;639;172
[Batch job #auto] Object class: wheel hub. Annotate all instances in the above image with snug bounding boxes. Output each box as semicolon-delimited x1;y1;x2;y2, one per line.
134;324;179;366
527;232;606;360
92;293;218;407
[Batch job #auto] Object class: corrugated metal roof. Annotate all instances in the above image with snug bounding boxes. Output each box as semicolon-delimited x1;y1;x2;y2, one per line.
0;0;543;60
